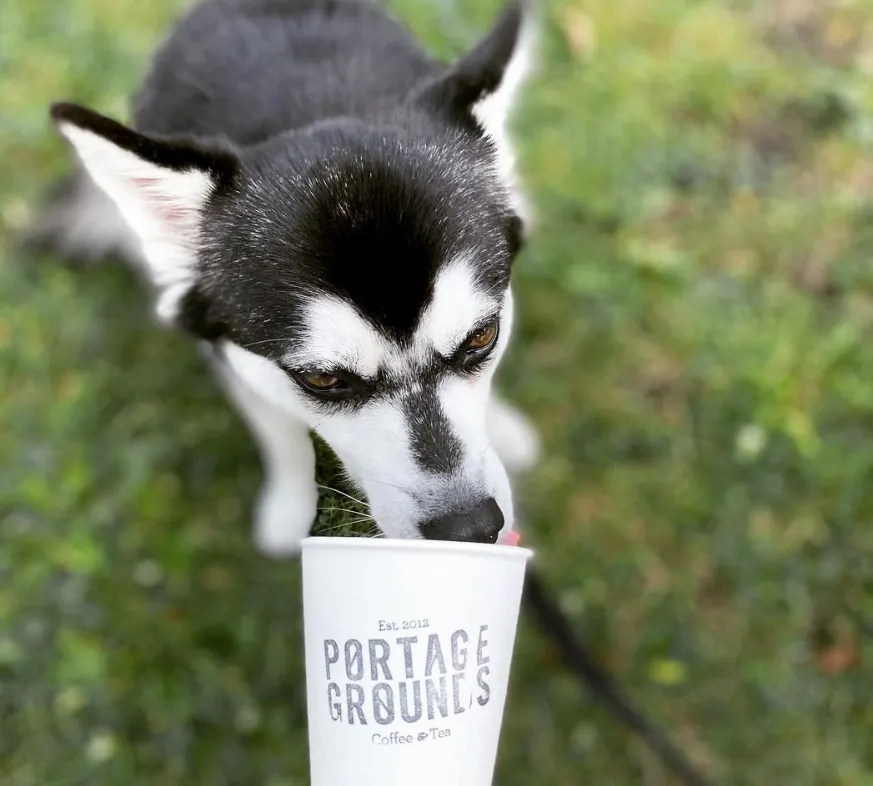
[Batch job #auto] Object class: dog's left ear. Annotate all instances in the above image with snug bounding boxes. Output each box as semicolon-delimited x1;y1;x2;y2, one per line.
49;102;240;324
416;0;536;143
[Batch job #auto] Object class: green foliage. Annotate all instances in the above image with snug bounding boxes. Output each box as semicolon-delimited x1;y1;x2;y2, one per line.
2;0;872;783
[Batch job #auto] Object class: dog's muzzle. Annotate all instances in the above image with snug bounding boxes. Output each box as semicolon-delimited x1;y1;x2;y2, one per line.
418;497;505;544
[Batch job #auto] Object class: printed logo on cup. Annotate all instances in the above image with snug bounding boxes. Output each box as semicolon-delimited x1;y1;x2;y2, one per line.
321;619;493;746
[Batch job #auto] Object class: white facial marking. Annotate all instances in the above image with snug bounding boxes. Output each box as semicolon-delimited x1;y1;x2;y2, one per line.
284;295;388;378
315;399;423;538
416;255;499;358
437;372;514;526
221;274;517;542
56;122;214;320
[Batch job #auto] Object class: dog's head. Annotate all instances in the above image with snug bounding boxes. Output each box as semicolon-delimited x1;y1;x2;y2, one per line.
51;1;536;543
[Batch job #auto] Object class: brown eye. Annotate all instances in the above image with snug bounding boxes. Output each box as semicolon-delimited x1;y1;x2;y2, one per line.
288;368;367;402
457;321;500;371
300;372;342;390
466;323;498;352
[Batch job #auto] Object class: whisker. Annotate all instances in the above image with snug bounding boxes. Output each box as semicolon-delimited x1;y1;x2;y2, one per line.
239;336;296;349
316;523;345;534
318;517;372;533
363;477;416;497
317;483;367;507
345;516;378;528
318;506;373;519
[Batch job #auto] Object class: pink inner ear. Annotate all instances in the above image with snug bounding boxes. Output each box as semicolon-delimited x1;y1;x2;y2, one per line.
131;175;194;225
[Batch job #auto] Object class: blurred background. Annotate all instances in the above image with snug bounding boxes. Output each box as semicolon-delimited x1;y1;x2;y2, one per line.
2;0;873;783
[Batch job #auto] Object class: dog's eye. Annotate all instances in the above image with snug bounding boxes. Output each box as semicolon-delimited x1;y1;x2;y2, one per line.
284;364;369;403
466;323;498;352
288;368;370;402
457;320;500;370
299;371;343;391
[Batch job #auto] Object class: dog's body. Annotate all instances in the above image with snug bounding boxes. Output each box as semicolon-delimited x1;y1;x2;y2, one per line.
35;0;540;554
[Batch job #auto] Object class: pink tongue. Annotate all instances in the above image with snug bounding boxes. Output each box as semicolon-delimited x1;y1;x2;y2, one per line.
499;530;521;546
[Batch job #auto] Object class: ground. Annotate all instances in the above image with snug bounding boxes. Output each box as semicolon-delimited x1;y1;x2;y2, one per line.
1;0;872;784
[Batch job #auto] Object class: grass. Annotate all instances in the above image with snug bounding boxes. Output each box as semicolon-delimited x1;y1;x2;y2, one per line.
2;0;873;783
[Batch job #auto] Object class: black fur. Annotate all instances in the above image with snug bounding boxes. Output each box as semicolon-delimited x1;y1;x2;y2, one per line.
402;382;465;474
133;0;444;143
50;102;239;187
177;286;230;341
203;124;515;351
49;0;528;352
414;0;527;131
46;0;530;488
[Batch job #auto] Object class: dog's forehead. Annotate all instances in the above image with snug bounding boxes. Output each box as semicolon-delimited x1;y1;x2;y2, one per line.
280;138;511;339
285;255;501;377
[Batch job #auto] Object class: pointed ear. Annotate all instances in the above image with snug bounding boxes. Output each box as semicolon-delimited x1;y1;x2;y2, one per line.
49;102;239;322
415;1;537;226
417;0;537;141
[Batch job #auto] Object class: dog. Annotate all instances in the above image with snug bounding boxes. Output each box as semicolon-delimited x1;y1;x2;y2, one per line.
33;0;541;555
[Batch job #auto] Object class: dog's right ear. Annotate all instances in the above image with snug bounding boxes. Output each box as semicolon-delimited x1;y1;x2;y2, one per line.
413;0;537;225
414;1;537;141
50;102;240;322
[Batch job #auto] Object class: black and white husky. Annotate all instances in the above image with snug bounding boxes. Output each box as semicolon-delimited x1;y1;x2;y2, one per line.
35;0;541;555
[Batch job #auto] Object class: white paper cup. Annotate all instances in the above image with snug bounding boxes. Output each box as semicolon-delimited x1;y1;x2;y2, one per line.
301;537;533;786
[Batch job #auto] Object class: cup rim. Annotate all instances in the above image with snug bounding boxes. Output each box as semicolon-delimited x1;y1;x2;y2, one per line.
301;536;534;561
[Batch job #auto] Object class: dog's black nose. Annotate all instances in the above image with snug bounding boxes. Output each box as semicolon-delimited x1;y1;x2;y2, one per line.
419;498;505;544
